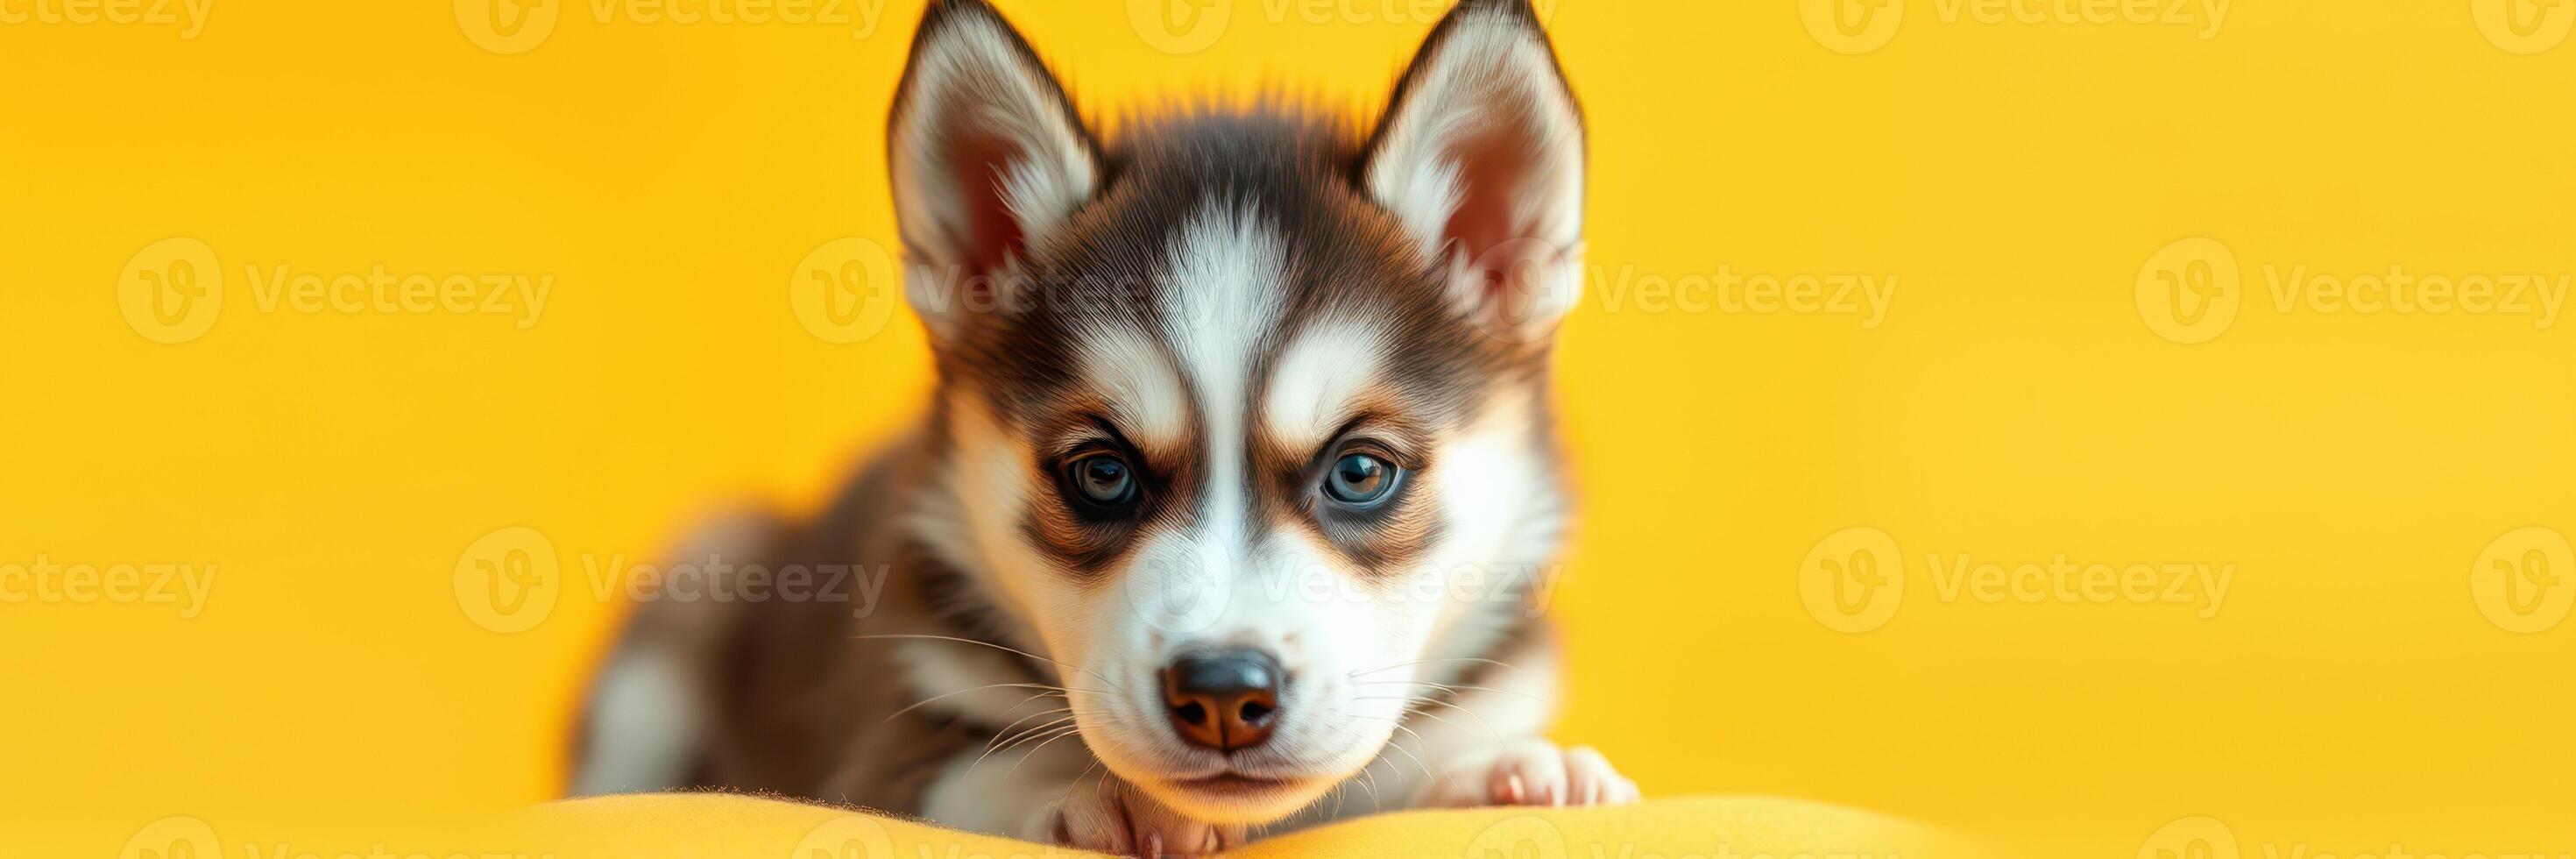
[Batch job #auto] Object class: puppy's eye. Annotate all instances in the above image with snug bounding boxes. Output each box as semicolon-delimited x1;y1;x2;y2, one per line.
1063;453;1140;510
1323;452;1400;508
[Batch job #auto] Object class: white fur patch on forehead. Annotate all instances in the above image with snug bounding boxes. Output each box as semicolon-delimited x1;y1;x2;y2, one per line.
1075;326;1188;452
1263;317;1389;453
1162;205;1287;550
1161;206;1288;371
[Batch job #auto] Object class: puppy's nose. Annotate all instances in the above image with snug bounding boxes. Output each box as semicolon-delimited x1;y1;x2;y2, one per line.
1162;648;1283;752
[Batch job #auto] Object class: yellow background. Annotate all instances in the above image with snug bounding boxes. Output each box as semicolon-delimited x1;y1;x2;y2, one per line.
4;0;2572;855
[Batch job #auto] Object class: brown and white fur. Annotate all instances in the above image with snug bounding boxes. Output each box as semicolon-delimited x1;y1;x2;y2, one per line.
570;0;1631;853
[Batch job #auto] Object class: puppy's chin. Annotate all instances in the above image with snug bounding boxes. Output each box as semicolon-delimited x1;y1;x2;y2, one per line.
1137;772;1339;824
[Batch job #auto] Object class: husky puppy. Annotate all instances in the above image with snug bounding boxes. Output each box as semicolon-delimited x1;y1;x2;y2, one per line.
572;0;1632;852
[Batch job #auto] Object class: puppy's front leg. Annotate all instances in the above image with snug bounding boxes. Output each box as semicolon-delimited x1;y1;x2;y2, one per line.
918;738;1242;856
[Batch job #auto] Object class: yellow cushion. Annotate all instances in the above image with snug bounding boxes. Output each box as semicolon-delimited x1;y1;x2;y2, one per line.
489;792;1979;858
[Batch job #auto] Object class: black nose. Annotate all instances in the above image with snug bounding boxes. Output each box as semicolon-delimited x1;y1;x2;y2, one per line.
1162;648;1284;752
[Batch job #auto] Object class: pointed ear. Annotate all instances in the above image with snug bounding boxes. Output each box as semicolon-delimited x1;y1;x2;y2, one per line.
888;0;1100;340
1361;0;1586;341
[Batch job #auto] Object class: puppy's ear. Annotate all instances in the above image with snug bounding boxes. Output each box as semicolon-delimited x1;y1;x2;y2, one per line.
888;0;1100;340
1361;0;1585;340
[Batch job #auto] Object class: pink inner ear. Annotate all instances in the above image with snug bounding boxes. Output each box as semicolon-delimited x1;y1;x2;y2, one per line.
1441;124;1537;294
949;131;1028;278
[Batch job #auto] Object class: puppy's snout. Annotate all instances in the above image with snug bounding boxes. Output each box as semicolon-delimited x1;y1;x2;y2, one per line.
1161;648;1283;752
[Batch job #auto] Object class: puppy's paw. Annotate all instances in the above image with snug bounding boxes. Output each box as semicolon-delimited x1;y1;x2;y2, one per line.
1031;775;1243;857
1421;738;1642;809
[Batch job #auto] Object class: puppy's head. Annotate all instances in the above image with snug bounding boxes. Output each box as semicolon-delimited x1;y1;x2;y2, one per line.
888;0;1582;823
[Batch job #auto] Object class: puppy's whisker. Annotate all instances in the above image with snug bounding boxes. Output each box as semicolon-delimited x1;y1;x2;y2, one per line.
1379;726;1437;784
1348;657;1521;677
996;688;1072;717
1414;694;1504;739
882;682;1068;723
1352;758;1383;806
985;715;1079;757
1000;724;1086;783
975;713;1074;761
1000;722;1081;758
1351;678;1540;701
984;706;1078;748
853;634;1122;691
1402;699;1496;742
963;717;1079;779
1354;692;1507;741
1073;755;1103;791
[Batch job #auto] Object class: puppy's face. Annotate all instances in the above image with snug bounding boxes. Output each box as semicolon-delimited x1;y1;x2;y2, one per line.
888;0;1582;823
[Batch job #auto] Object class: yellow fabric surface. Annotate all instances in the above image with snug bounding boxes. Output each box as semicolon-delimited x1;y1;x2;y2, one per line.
480;792;1978;858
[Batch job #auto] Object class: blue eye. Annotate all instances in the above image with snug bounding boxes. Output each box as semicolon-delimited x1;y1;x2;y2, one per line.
1323;452;1400;507
1065;454;1138;508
